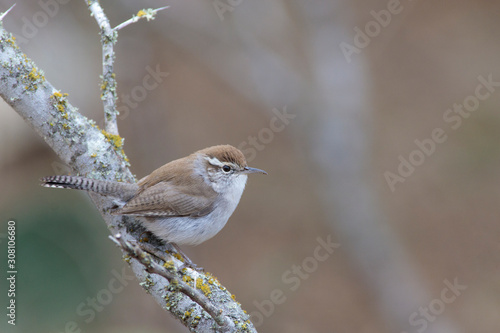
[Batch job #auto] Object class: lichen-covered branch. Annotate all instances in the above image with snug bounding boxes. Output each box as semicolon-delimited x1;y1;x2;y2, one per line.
114;6;170;31
0;14;256;333
86;1;168;136
86;0;120;136
110;234;231;328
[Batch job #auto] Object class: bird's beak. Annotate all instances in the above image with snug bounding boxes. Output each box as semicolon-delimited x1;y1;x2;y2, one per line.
242;166;268;175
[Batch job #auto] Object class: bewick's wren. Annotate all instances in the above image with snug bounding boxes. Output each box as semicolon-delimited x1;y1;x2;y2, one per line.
41;145;266;246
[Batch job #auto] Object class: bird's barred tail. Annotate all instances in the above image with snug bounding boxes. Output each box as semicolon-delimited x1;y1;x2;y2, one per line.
40;175;138;200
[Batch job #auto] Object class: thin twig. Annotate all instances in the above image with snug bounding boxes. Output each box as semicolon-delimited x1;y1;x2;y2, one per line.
109;234;230;328
114;7;170;31
0;4;16;21
86;0;120;136
86;2;169;136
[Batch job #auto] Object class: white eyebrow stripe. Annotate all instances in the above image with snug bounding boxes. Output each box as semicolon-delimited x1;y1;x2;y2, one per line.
205;156;224;167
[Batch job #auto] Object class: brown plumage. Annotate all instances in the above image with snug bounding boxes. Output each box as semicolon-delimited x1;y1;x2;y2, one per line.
202;145;247;167
41;145;266;246
113;145;247;217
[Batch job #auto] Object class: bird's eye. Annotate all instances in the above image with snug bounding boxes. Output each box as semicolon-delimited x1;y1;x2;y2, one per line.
222;165;231;173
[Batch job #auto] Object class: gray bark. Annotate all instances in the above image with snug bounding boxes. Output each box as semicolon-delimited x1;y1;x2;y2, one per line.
0;19;255;333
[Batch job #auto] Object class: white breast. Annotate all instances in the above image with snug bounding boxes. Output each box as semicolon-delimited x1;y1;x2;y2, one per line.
143;174;248;246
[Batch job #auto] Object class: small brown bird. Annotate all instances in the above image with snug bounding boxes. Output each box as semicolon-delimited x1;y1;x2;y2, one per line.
41;145;266;246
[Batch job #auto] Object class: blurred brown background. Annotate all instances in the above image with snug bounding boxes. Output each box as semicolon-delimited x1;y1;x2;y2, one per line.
1;0;500;332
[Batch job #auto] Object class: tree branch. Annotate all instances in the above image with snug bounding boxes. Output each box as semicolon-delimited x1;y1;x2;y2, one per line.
114;7;170;32
86;0;120;136
86;1;169;136
110;234;230;328
0;8;255;333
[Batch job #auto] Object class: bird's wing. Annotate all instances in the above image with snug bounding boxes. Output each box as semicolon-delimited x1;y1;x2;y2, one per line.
113;181;217;217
